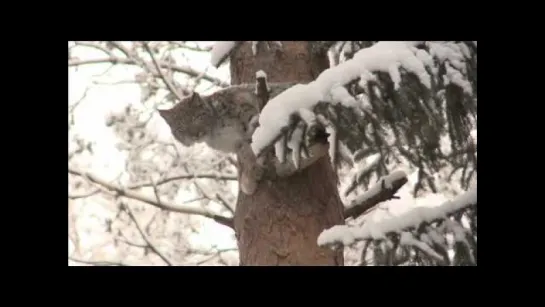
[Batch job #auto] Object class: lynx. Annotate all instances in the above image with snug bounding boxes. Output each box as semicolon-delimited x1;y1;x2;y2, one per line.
158;83;328;195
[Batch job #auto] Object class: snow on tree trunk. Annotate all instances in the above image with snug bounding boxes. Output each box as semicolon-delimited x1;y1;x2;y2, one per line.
230;41;345;265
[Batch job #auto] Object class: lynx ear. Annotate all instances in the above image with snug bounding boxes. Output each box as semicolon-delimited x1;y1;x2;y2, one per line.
189;92;203;104
157;108;173;122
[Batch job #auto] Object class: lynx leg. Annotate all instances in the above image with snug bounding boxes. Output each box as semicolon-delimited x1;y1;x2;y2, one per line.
237;141;265;195
240;164;264;195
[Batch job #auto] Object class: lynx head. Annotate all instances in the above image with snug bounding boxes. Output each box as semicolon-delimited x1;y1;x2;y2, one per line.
158;92;215;147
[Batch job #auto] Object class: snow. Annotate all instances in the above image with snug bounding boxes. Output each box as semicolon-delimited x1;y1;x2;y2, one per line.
415;49;435;73
357;69;377;89
399;232;443;261
470;129;477;143
251;42;258;56
329;84;359;108
210;41;237;67
317;184;477;247
388;62;402;90
444;219;475;263
286;122;305;169
343;153;380;195
428;42;473;95
251;41;432;156
274;136;286;163
445;63;473;95
346;170;407;209
256;70;267;79
297;108;317;126
326;125;337;165
255;70;269;94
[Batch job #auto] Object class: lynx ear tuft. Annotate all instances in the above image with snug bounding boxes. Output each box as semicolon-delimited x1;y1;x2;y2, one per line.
157;108;172;120
190;92;203;103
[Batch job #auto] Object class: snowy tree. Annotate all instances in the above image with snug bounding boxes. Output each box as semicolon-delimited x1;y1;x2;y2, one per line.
68;41;476;266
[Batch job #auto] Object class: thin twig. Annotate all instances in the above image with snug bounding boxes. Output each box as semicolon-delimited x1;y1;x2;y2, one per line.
127;173;237;189
169;41;213;52
123;202;173;266
143;42;187;101
192;180;234;218
68;189;100;199
116;237;148;249
215;193;235;215
68;257;127;266
68;167;234;229
69;57;228;87
73;41;115;57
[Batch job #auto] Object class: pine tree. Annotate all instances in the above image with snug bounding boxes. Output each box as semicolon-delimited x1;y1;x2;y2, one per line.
215;41;477;266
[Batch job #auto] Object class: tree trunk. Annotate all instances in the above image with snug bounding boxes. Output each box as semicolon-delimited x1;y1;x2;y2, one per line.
231;41;345;266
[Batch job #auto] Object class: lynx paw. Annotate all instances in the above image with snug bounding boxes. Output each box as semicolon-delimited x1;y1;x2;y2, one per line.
240;172;258;195
240;165;265;195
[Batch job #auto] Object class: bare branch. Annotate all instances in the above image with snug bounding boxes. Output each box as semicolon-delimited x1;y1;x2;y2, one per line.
107;41;133;58
123;202;173;266
215;193;235;215
73;41;115;57
143;42;187;102
344;171;408;220
168;41;213;52
192;180;235;218
68;257;127;266
68;57;229;87
116;237;148;249
68;168;234;229
68;189;100;199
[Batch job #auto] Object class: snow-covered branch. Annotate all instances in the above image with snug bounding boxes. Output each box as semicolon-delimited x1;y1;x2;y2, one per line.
210;41;239;68
318;185;477;247
343;153;381;196
344;171;407;220
251;41;428;156
249;41;476;182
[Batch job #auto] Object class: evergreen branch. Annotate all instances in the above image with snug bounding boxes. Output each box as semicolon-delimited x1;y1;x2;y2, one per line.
250;42;476;180
319;185;477;248
343;154;381;197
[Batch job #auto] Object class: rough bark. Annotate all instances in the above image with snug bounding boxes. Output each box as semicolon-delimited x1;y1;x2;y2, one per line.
231;41;345;265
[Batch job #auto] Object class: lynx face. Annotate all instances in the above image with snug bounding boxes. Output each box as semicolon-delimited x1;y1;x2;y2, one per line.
158;93;216;147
